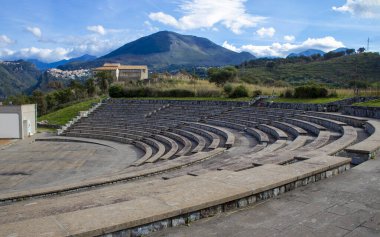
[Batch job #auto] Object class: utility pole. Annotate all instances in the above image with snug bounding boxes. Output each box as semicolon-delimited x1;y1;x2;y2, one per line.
367;37;370;51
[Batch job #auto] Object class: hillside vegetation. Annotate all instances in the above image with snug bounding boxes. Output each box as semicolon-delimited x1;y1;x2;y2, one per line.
239;53;380;88
0;61;41;97
38;97;103;125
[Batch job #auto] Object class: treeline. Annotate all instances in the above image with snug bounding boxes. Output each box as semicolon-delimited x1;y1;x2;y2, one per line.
239;48;362;69
280;84;335;99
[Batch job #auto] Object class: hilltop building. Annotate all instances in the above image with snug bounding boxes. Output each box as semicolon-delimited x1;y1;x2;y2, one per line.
0;104;36;139
93;63;148;82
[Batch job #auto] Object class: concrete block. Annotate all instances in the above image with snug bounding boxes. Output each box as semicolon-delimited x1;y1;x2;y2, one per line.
295;180;303;188
247;195;257;204
326;170;333;178
152;219;171;231
224;201;238;212
131;224;153;237
200;205;222;218
273;187;280;197
285;182;295;191
321;172;326;179
102;229;131;237
187;212;201;223
172;216;186;227
315;173;321;181
238;198;248;207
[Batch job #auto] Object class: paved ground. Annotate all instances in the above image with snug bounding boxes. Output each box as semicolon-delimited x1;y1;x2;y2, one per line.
150;155;380;237
0;133;142;193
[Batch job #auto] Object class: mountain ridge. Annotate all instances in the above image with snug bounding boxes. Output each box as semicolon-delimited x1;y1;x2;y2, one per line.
61;31;255;70
287;49;326;58
27;54;97;70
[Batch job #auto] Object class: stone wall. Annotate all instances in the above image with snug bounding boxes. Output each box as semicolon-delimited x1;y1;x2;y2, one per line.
342;106;380;119
264;97;378;112
108;99;250;107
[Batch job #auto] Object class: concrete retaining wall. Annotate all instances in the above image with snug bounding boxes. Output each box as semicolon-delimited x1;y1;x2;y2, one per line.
264;97;378;112
342;106;380;119
108;99;250;107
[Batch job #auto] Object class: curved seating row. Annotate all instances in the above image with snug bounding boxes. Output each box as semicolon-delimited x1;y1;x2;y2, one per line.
180;125;221;149
61;101;378;191
187;122;235;148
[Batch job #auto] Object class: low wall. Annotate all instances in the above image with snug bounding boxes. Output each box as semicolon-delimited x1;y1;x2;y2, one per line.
37;123;60;129
108;99;250;107
264;97;378;112
342;106;380;119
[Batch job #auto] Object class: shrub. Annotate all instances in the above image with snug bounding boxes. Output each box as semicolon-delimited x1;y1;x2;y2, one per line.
284;89;293;98
252;89;262;97
108;85;124;98
159;89;195;97
329;90;338;97
229;85;248;98
197;88;222;97
223;83;233;94
294;85;328;98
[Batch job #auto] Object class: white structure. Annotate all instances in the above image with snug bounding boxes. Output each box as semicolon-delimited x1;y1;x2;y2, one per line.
93;63;148;82
0;104;36;139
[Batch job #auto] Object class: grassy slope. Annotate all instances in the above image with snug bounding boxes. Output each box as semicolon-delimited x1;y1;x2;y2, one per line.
240;53;380;87
271;97;348;104
38;98;102;125
353;99;380;107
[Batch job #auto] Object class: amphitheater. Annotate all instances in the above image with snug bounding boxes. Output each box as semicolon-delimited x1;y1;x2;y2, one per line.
1;98;380;236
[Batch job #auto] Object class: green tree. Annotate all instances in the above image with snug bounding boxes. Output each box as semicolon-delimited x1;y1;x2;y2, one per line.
95;71;112;94
229;85;248;98
45;93;57;111
265;61;275;71
31;90;47;116
346;49;355;55
357;47;366;53
85;78;97;97
208;66;237;86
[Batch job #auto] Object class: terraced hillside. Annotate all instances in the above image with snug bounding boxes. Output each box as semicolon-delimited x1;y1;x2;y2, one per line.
1;99;380;236
240;53;380;86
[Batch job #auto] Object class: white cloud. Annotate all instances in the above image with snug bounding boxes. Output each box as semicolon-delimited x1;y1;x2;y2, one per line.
0;47;71;62
222;41;241;52
87;25;106;35
256;27;275;38
149;0;266;34
0;37;126;62
284;35;295;42
0;48;15;58
333;0;380;18
26;26;42;38
144;21;159;32
237;36;345;57
0;35;14;45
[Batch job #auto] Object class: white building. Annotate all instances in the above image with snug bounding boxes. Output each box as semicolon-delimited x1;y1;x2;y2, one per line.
0;104;36;139
93;63;148;82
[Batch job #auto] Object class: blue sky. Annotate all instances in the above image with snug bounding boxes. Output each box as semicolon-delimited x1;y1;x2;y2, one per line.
0;0;379;62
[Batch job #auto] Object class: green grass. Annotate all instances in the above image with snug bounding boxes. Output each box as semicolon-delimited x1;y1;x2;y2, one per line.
353;99;380;107
37;127;57;133
120;97;252;101
270;97;349;104
38;97;102;125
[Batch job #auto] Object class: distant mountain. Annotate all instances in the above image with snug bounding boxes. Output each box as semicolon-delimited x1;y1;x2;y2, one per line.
287;49;325;58
0;60;41;97
28;54;97;70
332;48;349;53
62;31;255;70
